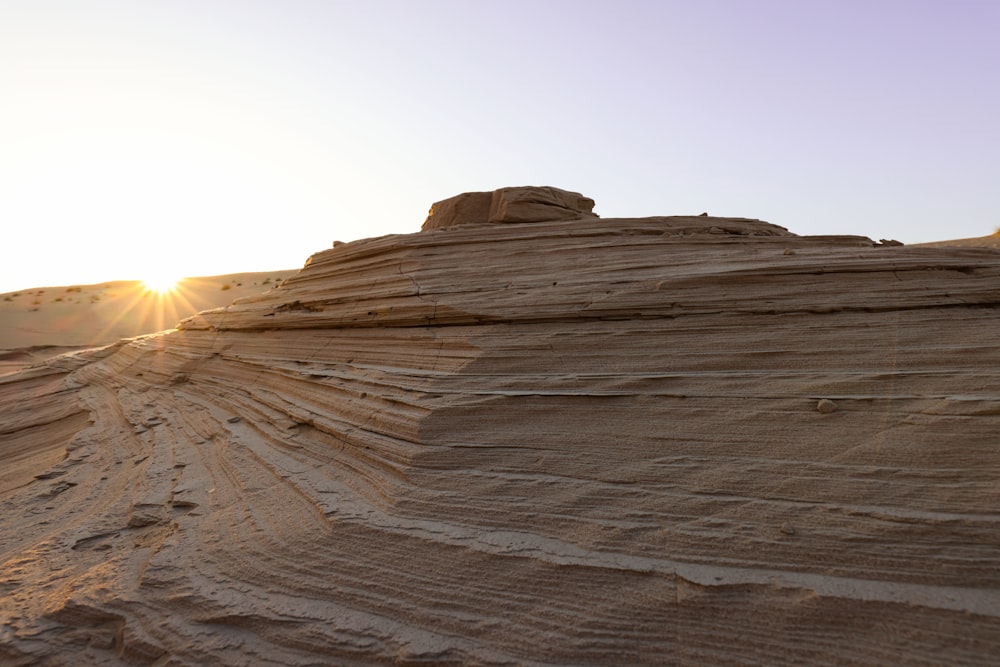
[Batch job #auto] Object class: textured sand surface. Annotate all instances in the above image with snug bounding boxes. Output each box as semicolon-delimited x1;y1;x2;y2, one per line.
914;232;1000;250
0;271;294;353
1;206;999;665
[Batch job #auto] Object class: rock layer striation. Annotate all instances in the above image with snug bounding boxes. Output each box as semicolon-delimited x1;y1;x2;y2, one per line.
2;190;1000;665
422;185;597;230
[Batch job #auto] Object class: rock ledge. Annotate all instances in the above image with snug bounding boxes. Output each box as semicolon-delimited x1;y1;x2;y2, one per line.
422;185;597;231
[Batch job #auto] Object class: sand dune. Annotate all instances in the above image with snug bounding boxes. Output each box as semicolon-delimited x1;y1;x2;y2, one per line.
0;271;294;355
1;188;999;665
914;231;1000;249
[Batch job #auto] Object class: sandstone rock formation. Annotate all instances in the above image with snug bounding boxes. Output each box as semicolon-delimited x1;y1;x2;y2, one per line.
422;185;597;230
2;190;1000;665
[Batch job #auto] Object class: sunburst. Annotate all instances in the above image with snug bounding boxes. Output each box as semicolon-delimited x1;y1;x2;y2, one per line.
141;273;183;295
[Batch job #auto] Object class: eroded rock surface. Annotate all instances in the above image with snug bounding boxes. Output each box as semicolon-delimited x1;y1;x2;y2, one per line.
2;197;1000;665
422;185;597;230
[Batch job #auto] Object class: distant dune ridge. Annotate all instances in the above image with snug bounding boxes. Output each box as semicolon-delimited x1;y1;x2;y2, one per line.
913;230;1000;249
0;271;294;371
1;187;999;665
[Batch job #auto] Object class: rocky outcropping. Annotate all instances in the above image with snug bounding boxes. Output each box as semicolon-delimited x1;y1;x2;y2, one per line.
422;185;597;230
2;191;999;665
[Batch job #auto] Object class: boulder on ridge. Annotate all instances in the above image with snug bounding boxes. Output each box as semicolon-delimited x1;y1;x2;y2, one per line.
422;186;597;231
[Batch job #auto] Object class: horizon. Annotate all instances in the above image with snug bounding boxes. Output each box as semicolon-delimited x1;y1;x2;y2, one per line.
0;268;297;296
2;0;998;294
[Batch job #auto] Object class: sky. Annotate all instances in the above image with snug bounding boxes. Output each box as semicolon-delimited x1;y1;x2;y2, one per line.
1;0;998;293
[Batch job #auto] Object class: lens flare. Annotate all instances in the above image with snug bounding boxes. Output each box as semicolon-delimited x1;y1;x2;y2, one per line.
141;273;182;295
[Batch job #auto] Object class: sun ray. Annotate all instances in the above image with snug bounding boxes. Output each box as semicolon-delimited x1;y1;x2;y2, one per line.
141;273;183;295
90;278;186;343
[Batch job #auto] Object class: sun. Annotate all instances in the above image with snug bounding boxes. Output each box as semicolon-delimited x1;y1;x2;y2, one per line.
141;273;183;295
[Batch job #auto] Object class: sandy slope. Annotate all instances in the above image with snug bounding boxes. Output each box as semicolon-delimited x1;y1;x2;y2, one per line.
0;271;294;354
1;204;999;665
914;232;1000;249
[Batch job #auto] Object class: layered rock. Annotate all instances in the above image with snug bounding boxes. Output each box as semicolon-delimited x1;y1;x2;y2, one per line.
1;193;1000;665
421;185;597;230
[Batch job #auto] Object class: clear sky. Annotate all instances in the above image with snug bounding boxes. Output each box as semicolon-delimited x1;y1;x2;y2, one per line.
2;0;998;293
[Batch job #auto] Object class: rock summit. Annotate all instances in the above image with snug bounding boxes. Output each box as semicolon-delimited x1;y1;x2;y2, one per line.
422;185;597;230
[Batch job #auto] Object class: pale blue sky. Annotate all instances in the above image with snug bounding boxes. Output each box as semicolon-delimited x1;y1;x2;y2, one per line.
2;0;998;292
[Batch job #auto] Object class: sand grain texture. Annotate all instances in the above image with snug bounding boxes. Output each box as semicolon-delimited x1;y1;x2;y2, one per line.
0;271;294;355
2;204;999;665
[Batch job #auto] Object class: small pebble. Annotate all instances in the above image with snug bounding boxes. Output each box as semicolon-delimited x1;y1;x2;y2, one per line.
816;399;838;414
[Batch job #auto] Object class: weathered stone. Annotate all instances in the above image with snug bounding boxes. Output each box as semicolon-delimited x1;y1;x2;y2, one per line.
421;191;493;231
817;398;838;413
487;186;597;224
422;186;597;231
2;191;1000;665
